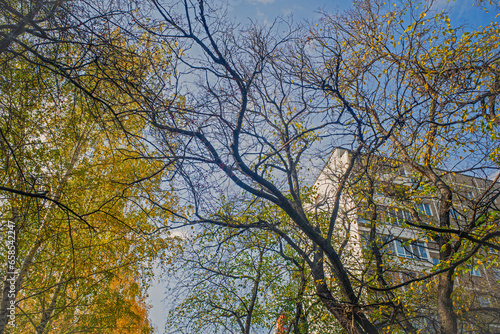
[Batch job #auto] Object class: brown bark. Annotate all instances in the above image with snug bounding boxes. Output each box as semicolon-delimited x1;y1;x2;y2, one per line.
437;272;457;334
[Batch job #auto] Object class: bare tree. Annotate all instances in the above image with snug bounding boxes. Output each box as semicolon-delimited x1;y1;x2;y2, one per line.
107;0;500;333
111;1;403;332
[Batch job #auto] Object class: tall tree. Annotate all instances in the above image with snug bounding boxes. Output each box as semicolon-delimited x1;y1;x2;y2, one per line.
314;0;500;332
115;0;500;333
115;1;389;332
0;15;177;334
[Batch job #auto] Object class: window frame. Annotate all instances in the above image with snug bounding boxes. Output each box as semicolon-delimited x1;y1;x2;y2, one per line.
467;264;481;277
415;203;432;216
393;239;429;261
388;208;412;226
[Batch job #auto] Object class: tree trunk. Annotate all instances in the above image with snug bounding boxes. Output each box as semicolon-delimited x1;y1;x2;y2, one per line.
437;271;457;334
436;185;457;334
311;245;379;334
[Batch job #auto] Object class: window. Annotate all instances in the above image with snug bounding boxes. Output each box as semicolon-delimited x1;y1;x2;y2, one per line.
394;239;429;261
432;258;439;266
416;203;432;216
413;242;429;260
395;240;410;258
467;264;481;277
388;208;412;225
450;209;459;219
358;218;369;225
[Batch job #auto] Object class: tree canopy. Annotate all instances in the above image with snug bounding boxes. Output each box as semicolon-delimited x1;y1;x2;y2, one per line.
1;0;499;333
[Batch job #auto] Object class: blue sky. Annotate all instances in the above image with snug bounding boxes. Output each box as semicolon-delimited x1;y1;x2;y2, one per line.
226;0;349;20
147;0;499;332
223;0;498;30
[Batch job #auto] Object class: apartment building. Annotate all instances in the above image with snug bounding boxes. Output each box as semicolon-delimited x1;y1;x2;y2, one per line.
313;147;500;332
